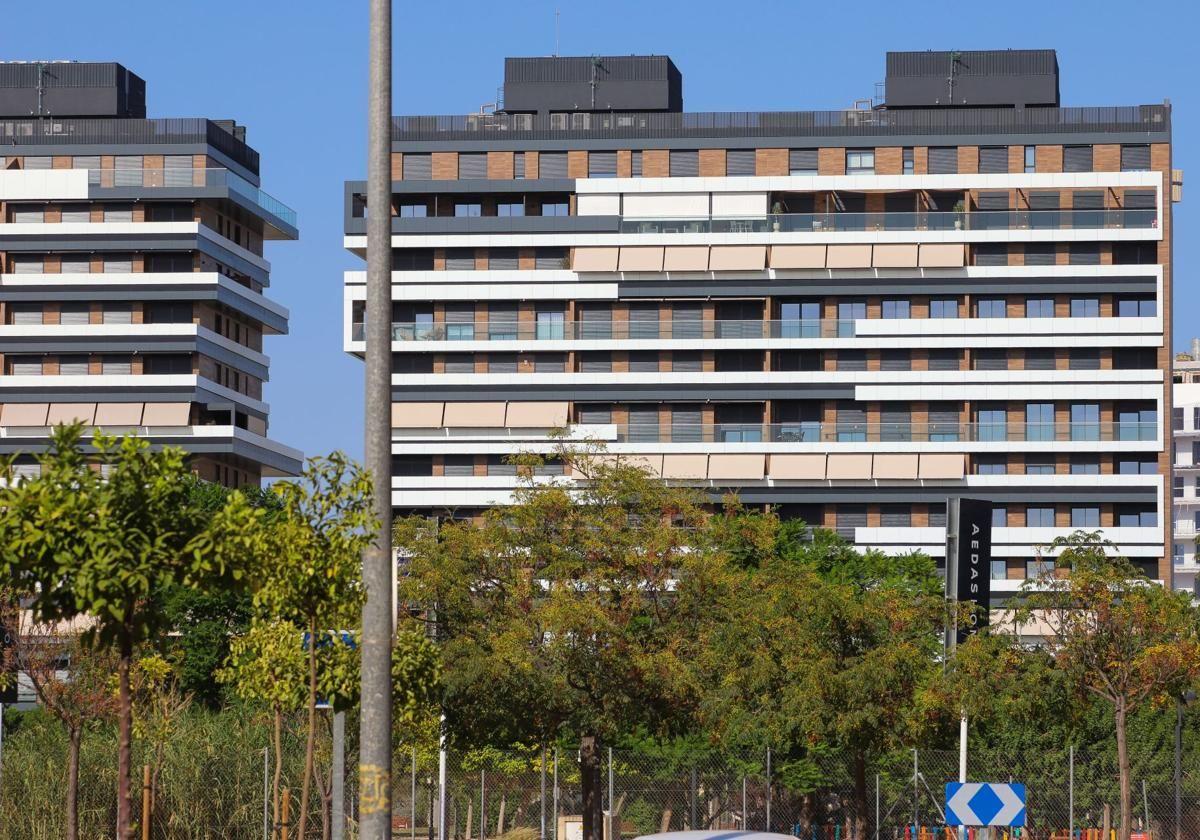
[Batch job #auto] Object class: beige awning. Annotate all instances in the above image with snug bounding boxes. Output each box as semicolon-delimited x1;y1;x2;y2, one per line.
142;402;191;426
708;245;766;271
505;402;569;428
392;402;444;428
825;245;873;269
617;247;665;272
443;402;506;427
47;403;97;426
707;453;765;480
919;453;965;479
872;244;919;268
661;454;709;479
769;245;826;269
571;247;619;272
585;454;664;476
872;453;919;479
1;403;49;426
767;453;826;479
663;246;710;272
94;403;145;426
826;453;873;479
918;244;966;267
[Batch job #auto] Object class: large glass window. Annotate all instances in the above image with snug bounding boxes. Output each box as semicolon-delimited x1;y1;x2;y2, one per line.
1070;403;1100;441
535;308;565;340
1116;296;1156;317
845;149;875;175
1026;403;1054;442
1026;507;1055;527
837;300;866;337
1071;507;1100;527
453;203;482;217
1070;298;1100;318
977;298;1007;318
1025;297;1055;318
1024;145;1036;174
882;299;911;319
779;301;821;338
930;298;960;318
976;407;1008;442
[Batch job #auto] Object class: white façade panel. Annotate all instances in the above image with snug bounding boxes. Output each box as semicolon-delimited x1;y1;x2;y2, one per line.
622;193;709;218
576;194;621;216
711;192;768;217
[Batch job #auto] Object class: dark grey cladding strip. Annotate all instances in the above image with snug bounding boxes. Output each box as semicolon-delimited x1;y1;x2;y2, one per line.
0;435;301;476
619;276;1159;297
391;384;855;401
0;336;271;380
344;214;619;236
344;178;577;195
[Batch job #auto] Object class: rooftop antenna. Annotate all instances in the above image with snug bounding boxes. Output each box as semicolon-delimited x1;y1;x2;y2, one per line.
554;8;560;57
34;61;57;118
947;50;963;105
589;55;604;109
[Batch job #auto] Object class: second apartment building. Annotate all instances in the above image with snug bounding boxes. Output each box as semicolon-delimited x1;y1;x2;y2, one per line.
344;49;1177;590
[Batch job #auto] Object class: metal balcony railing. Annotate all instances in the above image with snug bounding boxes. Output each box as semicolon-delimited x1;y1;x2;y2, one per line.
353;319;860;342
619;209;1157;234
607;421;1158;444
390;105;1170;141
0;117;260;172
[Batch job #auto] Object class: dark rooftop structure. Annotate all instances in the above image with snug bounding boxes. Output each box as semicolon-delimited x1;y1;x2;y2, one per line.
884;50;1060;109
501;55;682;116
0;61;146;118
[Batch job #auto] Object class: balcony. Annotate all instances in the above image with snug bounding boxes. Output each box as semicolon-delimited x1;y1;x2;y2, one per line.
608;421;1157;444
618;209;1157;235
352;319;858;342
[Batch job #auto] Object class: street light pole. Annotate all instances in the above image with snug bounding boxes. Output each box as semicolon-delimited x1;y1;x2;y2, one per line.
360;0;394;837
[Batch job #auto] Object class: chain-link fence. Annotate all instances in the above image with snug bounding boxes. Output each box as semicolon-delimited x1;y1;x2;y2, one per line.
4;737;1200;840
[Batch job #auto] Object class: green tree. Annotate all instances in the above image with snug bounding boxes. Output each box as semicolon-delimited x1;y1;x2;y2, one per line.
700;517;944;840
0;424;269;839
1019;530;1200;840
396;448;729;840
254;453;375;840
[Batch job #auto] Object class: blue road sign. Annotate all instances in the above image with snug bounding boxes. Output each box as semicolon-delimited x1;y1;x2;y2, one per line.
945;783;1026;827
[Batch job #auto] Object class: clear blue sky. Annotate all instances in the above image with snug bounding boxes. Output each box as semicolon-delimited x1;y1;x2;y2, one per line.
3;0;1194;462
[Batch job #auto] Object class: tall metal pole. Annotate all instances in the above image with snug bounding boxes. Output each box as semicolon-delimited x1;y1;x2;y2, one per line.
1069;745;1075;840
553;749;559;840
765;747;771;832
412;749;418;840
361;0;394;837
541;747;548;840
263;747;270;840
1175;700;1183;840
333;711;346;840
438;730;448;840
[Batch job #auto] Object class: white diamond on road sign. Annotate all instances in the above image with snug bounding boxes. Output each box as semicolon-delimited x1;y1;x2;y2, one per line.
945;783;1026;827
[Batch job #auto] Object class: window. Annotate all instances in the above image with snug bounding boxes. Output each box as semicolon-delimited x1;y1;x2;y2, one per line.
928;403;961;440
992;507;1008;528
902;148;914;175
882;299;910;319
488;249;520;270
496;202;524;217
1026;403;1054;442
834;350;867;372
977;298;1007;318
976;407;1007;442
1118;457;1157;475
672;405;704;442
671;352;702;372
973;350;1008;371
1026;507;1055;527
929;506;947;528
1024;244;1056;265
1025;457;1055;476
930;298;959;319
628;351;659;373
1175;476;1186;498
535;308;565;340
1024;145;1036;174
101;355;132;375
533;353;566;372
1120;144;1151;172
631;151;643;177
973;244;1008;266
11;206;43;223
444;249;475;271
60;205;91;224
1026;298;1055;318
534;247;568;269
789;149;818;175
9;303;42;325
1026;558;1055;578
927;147;958;174
1068;243;1101;265
588;151;617;178
834;505;867;540
577;405;612;425
1116;296;1156;317
442;455;475;477
58;302;90;326
991;560;1008;581
1070;298;1100;318
540;202;569;217
442;353;474;373
846;149;874;175
880;350;911;371
1023;350;1055;370
1071;507;1100;528
402;154;431;180
1063;145;1093;173
1070;403;1100;441
487;354;518;374
102;255;133;273
975;457;1007;475
927;350;960;371
1069;348;1101;370
837;300;866;336
102;303;133;325
397;203;426;218
513;152;526;179
392;249;434;271
1116;506;1158;528
392;455;433;476
1175;407;1186;430
1071;456;1100;475
9;356;42;375
539;153;567;178
454;203;481;217
668;150;699;177
578;353;612;373
726;149;756;176
836;406;867;442
979;146;1008;174
880;504;912;527
104;205;134;223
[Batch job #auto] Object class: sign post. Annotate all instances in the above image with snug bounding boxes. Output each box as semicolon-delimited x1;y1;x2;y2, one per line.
944;496;993;835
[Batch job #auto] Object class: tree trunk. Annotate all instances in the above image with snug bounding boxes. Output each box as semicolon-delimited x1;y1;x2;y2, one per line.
116;638;133;840
1116;698;1132;840
580;735;604;840
299;620;319;840
274;708;285;838
852;751;868;840
66;725;81;840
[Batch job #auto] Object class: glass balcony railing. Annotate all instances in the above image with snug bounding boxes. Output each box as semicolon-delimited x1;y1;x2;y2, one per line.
352;319;859;342
606;421;1158;444
618;209;1157;234
65;168;297;228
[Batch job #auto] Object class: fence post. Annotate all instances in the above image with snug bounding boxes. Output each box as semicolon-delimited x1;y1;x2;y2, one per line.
481;768;487;840
553;748;560;840
263;747;270;840
281;788;291;840
1142;780;1150;836
1069;746;1074;840
1103;803;1111;840
766;747;772;832
542;746;548;840
875;773;880;840
333;711;345;840
913;749;920;831
412;749;418;840
742;775;747;829
141;764;152;840
690;764;698;830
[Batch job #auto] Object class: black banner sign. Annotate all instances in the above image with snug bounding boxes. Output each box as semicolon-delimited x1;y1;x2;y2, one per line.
955;497;993;643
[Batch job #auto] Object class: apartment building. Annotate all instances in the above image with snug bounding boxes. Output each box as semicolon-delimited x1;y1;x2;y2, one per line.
0;61;300;486
344;49;1177;592
1172;341;1200;593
